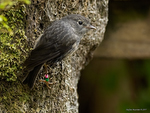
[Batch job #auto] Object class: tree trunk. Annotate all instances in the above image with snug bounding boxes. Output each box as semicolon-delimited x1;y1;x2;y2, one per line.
0;0;108;112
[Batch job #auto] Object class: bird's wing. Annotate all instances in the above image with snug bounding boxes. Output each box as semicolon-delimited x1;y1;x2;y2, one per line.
24;32;78;71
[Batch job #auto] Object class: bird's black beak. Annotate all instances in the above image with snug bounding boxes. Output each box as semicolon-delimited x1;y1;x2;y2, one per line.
86;25;96;29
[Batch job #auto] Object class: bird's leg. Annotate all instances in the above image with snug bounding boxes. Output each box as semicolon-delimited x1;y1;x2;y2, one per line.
39;63;54;89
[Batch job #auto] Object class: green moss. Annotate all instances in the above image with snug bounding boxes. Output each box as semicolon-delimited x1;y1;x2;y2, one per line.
0;80;30;112
0;4;31;112
0;4;29;81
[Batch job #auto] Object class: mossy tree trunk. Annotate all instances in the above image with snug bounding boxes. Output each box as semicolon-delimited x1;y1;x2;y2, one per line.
0;0;108;112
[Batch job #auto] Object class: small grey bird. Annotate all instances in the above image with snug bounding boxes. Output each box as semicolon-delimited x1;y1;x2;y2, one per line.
23;14;96;89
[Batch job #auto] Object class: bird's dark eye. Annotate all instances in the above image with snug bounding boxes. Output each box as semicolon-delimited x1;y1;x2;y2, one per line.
78;20;83;25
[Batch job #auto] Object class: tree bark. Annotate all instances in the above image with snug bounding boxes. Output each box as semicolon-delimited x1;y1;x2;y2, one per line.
0;0;108;112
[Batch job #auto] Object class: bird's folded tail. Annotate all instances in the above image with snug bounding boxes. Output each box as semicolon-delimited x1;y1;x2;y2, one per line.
23;64;43;89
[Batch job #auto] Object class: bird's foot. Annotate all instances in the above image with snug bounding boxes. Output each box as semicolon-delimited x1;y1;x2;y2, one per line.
39;74;54;89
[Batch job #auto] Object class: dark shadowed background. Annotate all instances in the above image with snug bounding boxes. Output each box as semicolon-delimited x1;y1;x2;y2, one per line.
78;0;150;113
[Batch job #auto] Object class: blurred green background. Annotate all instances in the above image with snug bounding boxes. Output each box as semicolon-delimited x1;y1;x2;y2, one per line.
78;0;150;113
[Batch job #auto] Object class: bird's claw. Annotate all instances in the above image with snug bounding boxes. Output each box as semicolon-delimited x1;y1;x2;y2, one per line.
39;79;55;89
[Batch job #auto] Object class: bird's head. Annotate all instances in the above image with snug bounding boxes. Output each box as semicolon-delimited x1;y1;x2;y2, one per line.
62;14;96;36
